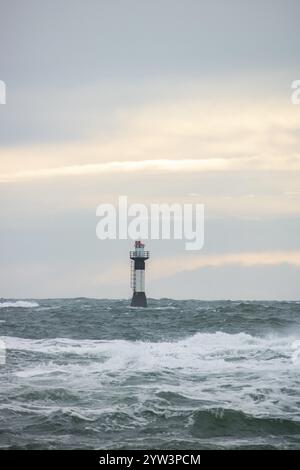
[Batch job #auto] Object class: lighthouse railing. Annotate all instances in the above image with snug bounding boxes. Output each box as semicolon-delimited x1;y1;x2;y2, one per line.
130;251;150;259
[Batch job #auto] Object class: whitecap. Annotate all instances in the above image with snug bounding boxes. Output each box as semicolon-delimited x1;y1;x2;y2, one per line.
0;301;39;309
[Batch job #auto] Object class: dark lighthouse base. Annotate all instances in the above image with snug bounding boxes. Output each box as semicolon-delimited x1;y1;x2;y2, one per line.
131;292;147;308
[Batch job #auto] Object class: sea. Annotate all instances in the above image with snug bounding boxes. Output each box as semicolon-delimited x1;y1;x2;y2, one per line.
0;298;300;450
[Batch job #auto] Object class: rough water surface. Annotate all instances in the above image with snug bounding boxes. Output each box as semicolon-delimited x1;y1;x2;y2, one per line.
1;298;300;449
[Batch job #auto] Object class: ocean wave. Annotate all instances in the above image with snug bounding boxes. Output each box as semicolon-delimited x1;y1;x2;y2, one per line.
1;299;300;449
191;408;300;438
0;301;39;309
291;340;300;364
2;332;300;446
3;332;300;420
1;331;298;373
149;306;179;310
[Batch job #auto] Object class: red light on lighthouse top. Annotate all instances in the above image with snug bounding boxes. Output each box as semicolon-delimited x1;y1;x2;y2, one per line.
134;240;145;249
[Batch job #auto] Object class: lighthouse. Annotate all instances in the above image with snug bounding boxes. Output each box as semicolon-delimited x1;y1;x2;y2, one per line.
130;241;150;307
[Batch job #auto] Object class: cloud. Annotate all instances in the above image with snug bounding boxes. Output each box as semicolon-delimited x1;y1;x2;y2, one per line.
96;251;300;284
1;155;300;183
1;93;300;181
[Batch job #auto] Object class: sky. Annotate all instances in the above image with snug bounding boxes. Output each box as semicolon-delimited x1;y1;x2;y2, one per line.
0;0;300;299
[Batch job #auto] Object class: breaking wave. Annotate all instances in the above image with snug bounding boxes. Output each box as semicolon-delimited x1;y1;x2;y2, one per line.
1;299;300;449
0;300;39;309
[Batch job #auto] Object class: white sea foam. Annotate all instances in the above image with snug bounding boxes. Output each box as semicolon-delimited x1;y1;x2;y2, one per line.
150;306;178;310
2;331;300;421
291;340;300;364
0;301;39;309
1;331;297;371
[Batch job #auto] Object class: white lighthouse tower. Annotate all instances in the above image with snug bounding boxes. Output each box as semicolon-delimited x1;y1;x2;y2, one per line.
130;241;150;307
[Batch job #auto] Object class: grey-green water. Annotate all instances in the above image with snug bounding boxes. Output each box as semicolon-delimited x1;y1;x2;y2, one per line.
1;298;300;449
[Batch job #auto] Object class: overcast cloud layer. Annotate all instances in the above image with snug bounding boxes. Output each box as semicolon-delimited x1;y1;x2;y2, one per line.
1;0;300;299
